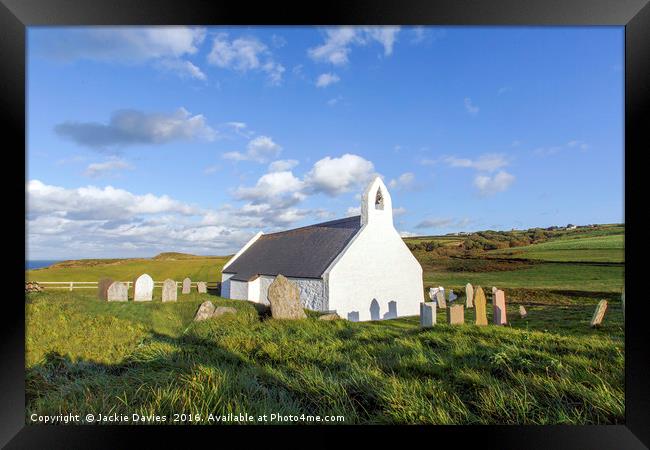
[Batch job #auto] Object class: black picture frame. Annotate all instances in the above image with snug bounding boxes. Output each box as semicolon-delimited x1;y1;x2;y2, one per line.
2;0;648;447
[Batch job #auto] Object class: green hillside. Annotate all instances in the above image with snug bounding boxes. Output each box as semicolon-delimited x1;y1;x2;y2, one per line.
27;254;230;282
489;234;624;263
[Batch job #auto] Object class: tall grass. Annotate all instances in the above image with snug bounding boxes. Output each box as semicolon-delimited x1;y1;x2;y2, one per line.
26;290;624;425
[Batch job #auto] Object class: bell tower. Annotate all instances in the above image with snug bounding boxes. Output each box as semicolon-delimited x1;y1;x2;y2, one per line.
361;177;393;227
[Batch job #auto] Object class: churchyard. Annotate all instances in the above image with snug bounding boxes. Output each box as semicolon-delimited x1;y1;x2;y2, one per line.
25;224;624;424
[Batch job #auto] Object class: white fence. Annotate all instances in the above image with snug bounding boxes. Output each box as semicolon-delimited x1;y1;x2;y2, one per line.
29;281;220;291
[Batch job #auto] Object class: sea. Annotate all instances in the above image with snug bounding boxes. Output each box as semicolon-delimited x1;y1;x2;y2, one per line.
26;260;61;270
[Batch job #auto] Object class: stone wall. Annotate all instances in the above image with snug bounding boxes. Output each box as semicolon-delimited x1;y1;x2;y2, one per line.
221;272;326;312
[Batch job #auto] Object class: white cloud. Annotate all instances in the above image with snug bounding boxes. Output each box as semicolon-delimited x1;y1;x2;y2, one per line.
415;217;474;230
45;27;206;62
534;140;590;156
327;96;343;106
55;107;216;150
207;34;285;85
497;86;511;95
316;72;341;88
84;157;134;178
304;153;377;196
443;154;509;172
346;206;361;217
155;58;207;81
26;179;285;259
399;230;417;238
473;171;515;196
409;27;447;45
464;97;479;115
27;180;199;221
234;171;305;203
268;159;299;172
203;165;220;175
308;26;400;66
220;121;254;139
40;27;207;81
223;135;282;163
389;172;415;190
442;153;514;195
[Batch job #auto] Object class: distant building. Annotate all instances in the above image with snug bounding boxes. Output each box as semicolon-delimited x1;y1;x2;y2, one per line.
220;177;424;322
566;224;577;229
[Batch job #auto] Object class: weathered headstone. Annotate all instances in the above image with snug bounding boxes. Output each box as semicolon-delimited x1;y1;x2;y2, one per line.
213;306;237;317
447;304;464;325
448;289;457;303
466;283;474;308
197;281;207;294
492;286;498;296
162;279;177;302
436;289;447;309
319;313;341;321
590;300;608;327
519;305;527;318
182;277;191;294
98;278;114;301
194;300;216;321
428;287;439;301
107;281;128;302
268;274;307;319
493;289;507;325
420;302;436;328
133;274;154;301
25;281;43;293
474;287;488;326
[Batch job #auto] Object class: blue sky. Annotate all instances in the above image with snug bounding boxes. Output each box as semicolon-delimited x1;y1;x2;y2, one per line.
26;26;624;259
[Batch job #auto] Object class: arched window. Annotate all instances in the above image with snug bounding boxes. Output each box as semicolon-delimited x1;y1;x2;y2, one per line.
375;187;384;210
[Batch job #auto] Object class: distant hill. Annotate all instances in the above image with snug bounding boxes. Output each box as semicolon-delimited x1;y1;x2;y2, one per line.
152;252;218;260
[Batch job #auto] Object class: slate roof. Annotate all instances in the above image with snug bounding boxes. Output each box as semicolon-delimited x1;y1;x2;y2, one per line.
223;215;362;281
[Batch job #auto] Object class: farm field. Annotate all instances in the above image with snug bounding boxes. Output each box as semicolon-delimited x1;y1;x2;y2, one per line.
26;255;229;283
26;290;623;425
489;234;624;263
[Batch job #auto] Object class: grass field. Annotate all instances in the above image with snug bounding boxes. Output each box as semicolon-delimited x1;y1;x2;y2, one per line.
26;290;623;425
25;225;625;425
489;234;624;263
27;256;229;282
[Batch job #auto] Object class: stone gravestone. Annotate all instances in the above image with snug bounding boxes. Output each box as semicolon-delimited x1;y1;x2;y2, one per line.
98;278;114;301
162;279;177;302
194;300;216;321
319;313;341;321
448;290;457;303
268;274;307;320
197;281;207;294
182;277;191;294
474;287;488;326
436;289;447;309
590;300;608;327
493;289;507;325
465;283;474;308
133;274;154;301
447;304;464;325
420;302;436;328
107;281;128;302
519;305;527;319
